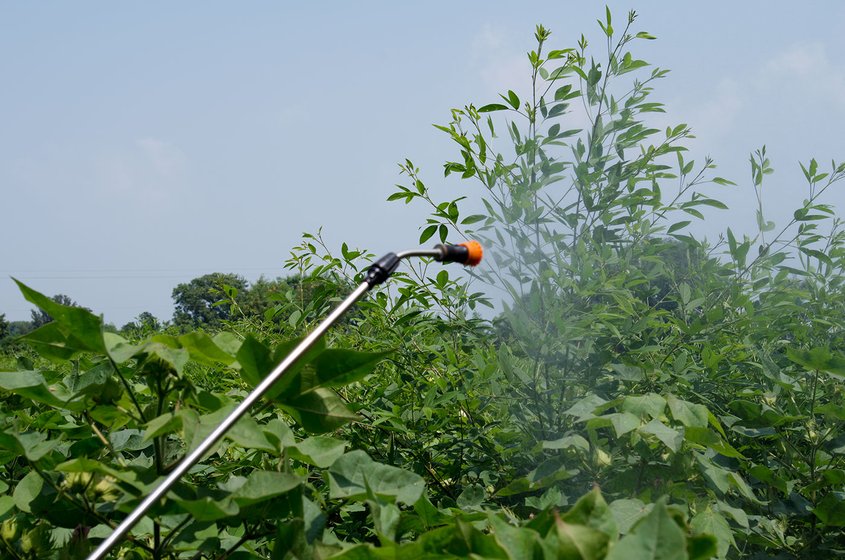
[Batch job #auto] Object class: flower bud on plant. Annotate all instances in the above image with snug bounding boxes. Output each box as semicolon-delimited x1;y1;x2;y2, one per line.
62;471;93;493
93;476;121;502
20;524;51;557
0;516;19;543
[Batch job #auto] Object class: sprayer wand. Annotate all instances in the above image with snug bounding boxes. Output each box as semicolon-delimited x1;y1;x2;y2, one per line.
86;241;482;560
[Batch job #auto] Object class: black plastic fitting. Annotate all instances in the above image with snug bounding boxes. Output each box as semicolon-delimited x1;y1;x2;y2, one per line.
434;243;470;264
364;252;401;287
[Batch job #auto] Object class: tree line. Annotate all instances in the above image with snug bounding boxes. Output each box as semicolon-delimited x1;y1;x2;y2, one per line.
0;273;316;343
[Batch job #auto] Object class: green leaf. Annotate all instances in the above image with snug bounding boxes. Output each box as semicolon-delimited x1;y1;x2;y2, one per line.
307;349;389;389
478;103;509;113
13;471;45;514
560;487;618;538
684;427;744;459
237;335;275;387
667;395;708;428
213;331;242;355
622;394;666;420
461;214;486;225
237;336;326;400
413;494;452;530
813;492;845;526
800;247;834;267
543;434;590;451
177;496;239;521
590;412;641;437
143;339;190;376
565;394;608;421
178;332;237;365
687;534;719;560
488;514;543;560
15;279;106;355
420;224;438;243
231;471;301;508
279;387;359;434
715;501;748;529
286;436;347;468
0;430;59;462
226;413;277;452
690;508;733;559
506;90;520;110
456;484;486;509
328;450;425;505
19;322;90;361
639;419;682;453
0;495;14;519
496;457;577;497
666;220;691;234
184;407;275;453
0;370;84;411
610;363;644;381
606;500;687;560
144;412;182;440
369;499;401;543
105;332;143;363
787;347;845;376
609;499;652;534
552;515;612;560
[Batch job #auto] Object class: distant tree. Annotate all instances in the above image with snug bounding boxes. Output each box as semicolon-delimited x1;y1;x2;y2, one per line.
237;276;302;320
172;273;247;328
137;311;162;331
0;313;8;340
30;294;84;329
120;311;163;337
8;321;34;337
235;274;352;324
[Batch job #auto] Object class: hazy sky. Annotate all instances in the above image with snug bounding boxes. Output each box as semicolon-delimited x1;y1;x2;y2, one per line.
3;2;845;325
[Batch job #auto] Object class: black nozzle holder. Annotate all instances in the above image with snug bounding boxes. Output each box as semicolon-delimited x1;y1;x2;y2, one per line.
365;252;402;287
364;244;473;287
434;243;471;264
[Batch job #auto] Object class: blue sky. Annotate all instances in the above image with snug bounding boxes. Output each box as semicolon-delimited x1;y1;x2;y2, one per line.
3;2;845;325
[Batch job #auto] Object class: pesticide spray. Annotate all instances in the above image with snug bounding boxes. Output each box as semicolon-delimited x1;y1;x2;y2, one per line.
86;241;483;560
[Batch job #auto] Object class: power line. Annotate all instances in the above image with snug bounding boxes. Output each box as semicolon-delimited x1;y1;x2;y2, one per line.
3;267;289;280
2;267;283;274
1;267;284;273
8;273;282;280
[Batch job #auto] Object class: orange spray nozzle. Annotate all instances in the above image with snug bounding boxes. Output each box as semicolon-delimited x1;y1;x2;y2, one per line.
434;241;484;266
458;240;483;266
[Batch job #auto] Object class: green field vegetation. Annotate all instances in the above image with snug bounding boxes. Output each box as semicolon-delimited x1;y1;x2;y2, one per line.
3;10;845;559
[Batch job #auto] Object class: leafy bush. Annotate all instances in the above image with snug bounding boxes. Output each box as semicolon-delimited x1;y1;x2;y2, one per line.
383;8;845;558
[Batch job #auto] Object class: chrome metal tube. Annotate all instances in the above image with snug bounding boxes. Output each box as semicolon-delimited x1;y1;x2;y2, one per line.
396;248;441;259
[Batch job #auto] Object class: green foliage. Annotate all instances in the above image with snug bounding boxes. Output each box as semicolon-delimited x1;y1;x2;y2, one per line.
0;282;379;558
382;9;845;558
120;312;163;339
4;8;845;559
0;314;7;341
0;282;709;560
169;269;346;333
171;272;249;329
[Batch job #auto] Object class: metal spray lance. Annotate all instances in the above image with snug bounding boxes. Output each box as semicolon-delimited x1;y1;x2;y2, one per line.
86;241;483;560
